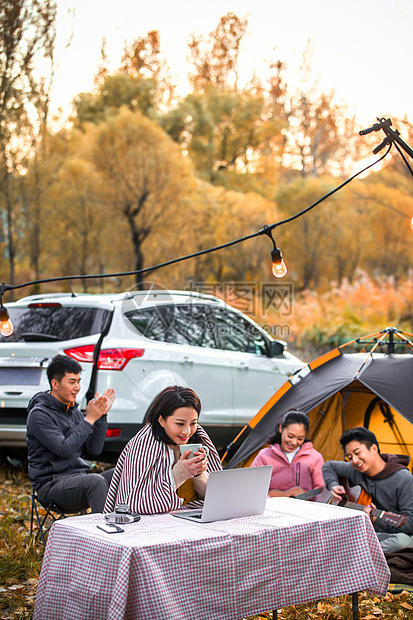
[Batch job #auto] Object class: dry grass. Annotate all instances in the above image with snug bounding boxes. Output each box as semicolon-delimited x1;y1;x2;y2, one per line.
1;461;412;619
0;463;42;619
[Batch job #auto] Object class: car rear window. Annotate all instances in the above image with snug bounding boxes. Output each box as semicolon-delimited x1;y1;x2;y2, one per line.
0;307;112;343
125;305;216;348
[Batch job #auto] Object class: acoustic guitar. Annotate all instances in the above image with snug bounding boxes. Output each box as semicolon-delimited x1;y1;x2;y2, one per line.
270;486;330;500
331;477;406;528
295;477;406;528
268;462;328;499
295;486;331;502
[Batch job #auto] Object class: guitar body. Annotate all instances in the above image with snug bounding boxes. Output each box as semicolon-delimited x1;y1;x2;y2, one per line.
339;478;372;506
268;486;305;498
271;486;328;500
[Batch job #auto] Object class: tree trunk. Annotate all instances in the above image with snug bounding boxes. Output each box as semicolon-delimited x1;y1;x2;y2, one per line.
2;165;16;299
124;203;146;290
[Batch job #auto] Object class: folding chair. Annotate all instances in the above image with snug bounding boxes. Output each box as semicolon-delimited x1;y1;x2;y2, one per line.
30;488;88;544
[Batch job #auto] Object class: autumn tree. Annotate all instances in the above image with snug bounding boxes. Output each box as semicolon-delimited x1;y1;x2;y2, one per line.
280;44;366;178
353;167;413;280
21;107;72;291
166;180;278;284
74;31;173;126
161;86;284;187
0;0;56;292
276;176;340;289
121;30;175;107
46;143;117;288
187;12;248;91
73;73;159;126
161;12;286;187
91;107;195;289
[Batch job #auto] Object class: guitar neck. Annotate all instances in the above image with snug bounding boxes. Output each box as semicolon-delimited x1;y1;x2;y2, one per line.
295;486;325;500
341;501;406;527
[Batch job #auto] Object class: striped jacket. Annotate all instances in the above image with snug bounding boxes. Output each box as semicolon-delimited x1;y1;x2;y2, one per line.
104;423;222;514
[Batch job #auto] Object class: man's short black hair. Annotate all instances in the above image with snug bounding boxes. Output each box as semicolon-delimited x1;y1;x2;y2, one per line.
340;427;380;452
47;354;82;387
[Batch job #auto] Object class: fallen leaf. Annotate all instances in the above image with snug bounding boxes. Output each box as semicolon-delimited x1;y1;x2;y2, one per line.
8;584;25;592
401;602;413;610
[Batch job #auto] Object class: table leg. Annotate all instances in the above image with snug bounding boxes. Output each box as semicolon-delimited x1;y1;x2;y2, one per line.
352;592;359;620
272;610;278;620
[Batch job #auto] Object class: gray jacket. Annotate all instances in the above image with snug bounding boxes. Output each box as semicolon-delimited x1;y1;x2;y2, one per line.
322;457;413;534
26;391;107;489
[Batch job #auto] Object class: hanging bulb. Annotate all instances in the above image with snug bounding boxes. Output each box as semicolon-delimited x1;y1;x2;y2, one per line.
271;246;288;278
272;258;288;278
410;216;413;231
0;305;13;337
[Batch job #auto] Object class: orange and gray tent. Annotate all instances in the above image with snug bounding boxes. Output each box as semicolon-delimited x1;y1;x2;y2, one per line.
224;327;413;468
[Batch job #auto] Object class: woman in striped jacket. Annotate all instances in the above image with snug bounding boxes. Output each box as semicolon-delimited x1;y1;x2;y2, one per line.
104;385;222;515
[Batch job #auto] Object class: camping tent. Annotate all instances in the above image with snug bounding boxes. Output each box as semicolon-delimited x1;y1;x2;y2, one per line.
225;327;413;469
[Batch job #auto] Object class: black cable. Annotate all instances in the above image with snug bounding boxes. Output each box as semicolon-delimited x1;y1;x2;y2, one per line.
393;142;413;179
264;144;392;232
0;143;394;297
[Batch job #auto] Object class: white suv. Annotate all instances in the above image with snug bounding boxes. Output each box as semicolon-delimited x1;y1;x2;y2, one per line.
0;289;304;456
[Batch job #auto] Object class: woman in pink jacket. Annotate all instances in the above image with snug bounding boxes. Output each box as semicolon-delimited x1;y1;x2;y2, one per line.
250;410;324;497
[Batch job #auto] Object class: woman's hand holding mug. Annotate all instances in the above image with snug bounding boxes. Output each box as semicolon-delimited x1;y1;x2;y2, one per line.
179;443;209;476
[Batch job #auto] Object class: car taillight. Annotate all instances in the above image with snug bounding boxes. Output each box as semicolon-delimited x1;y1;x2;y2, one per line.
97;348;145;370
28;302;62;308
65;346;145;370
106;428;121;438
65;345;95;363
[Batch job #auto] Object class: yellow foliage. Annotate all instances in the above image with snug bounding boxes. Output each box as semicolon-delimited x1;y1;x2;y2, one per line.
286;271;413;354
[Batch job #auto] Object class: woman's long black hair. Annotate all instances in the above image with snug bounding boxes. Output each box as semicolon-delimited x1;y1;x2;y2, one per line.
267;410;310;445
146;385;202;445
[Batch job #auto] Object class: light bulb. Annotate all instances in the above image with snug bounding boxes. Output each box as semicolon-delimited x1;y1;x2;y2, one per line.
272;259;288;278
0;318;13;336
271;246;287;278
411;216;413;231
0;306;13;336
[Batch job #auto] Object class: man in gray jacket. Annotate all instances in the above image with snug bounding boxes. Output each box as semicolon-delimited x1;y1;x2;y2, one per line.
27;354;115;513
322;427;413;554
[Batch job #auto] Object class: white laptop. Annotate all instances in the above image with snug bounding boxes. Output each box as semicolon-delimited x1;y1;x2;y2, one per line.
171;465;272;523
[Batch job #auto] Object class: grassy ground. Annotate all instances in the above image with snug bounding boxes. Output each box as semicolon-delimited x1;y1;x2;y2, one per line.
1;461;413;620
0;463;41;619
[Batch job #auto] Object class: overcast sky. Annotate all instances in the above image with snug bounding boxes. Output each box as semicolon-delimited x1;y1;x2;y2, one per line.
50;0;413;128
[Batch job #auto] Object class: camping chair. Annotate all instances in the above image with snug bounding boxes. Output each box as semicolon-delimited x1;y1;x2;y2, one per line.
30;488;89;544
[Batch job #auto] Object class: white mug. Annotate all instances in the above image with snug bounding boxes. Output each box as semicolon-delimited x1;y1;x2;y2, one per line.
179;443;209;460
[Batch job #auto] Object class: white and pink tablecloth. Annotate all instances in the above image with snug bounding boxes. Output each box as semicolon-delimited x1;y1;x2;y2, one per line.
34;497;390;620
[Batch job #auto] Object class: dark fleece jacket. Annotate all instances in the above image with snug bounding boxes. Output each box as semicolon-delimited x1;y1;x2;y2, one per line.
26;391;107;489
322;453;413;535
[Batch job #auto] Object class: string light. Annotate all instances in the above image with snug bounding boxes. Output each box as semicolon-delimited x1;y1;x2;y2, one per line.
261;225;287;278
0;303;13;337
271;246;288;278
0;121;409;337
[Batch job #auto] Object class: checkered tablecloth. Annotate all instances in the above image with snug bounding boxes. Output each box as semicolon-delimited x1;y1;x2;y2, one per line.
33;497;390;620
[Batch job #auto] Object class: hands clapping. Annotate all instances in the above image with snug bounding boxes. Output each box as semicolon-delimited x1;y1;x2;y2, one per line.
85;388;115;424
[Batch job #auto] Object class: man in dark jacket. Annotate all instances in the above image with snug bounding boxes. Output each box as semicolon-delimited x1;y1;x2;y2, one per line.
322;427;413;553
26;354;115;513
